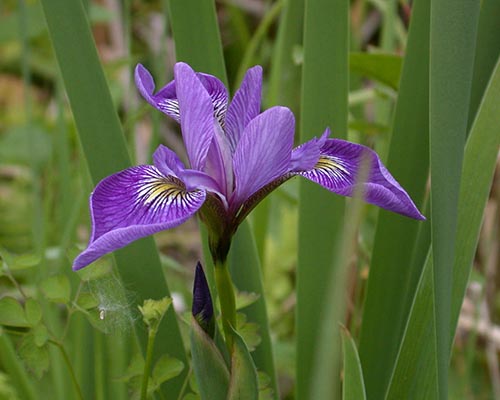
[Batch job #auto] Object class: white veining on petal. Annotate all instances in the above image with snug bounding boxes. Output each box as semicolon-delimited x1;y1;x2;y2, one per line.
133;168;204;219
302;155;354;188
157;99;181;122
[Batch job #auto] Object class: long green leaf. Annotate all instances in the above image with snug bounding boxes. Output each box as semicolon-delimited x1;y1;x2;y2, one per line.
341;327;367;400
297;0;349;398
253;0;305;264
468;0;500;129
0;329;37;400
40;1;188;396
358;0;430;397
386;55;500;400
229;224;278;398
227;325;259;400
429;0;479;397
167;0;227;83
190;319;230;400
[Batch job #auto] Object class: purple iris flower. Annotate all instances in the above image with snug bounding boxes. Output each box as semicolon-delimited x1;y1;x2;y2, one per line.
72;62;424;270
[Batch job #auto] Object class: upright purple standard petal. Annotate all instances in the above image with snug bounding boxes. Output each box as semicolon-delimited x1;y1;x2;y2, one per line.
232;106;295;210
225;66;263;151
135;64;228;127
175;63;215;171
72;166;206;270
298;139;425;220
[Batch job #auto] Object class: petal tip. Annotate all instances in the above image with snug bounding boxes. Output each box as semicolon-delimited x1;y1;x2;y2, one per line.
134;63;155;99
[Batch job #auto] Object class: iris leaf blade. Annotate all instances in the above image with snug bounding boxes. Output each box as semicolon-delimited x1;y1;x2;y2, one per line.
429;1;479;398
341;326;367;400
358;0;430;397
39;0;188;396
386;54;500;400
297;0;349;398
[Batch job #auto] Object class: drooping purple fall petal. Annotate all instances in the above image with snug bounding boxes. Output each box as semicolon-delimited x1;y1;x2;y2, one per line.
72;165;206;270
298;139;425;220
232;106;295;210
225;66;263;152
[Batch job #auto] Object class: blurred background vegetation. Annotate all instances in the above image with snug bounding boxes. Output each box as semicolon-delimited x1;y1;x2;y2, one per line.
0;0;498;399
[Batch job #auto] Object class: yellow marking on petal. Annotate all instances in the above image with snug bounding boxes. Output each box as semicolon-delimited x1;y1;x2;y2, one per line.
315;156;350;175
141;179;185;204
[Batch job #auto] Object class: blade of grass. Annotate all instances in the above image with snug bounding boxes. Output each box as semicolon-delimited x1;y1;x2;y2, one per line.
341;326;367;400
297;0;348;398
309;160;367;400
234;0;285;87
229;223;278;398
386;55;500;399
167;0;227;83
467;0;500;129
0;329;37;400
429;0;479;397
358;0;430;397
253;0;305;264
40;0;188;396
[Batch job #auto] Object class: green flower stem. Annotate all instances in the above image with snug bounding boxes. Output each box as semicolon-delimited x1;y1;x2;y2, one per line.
215;261;237;351
140;328;157;400
49;340;84;400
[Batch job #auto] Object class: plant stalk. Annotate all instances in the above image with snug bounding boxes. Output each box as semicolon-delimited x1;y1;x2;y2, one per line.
140;328;157;400
215;261;237;351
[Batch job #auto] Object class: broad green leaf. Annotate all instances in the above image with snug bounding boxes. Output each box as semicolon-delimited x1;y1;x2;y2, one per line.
358;0;430;397
116;353;144;382
235;292;260;311
297;0;348;397
349;52;402;90
75;292;99;310
341;327;366;400
40;1;188;395
386;55;500;399
429;0;479;397
39;275;71;304
229;223;278;395
32;323;49;347
151;355;184;388
167;0;227;83
227;325;259;400
8;254;41;271
385;253;437;400
0;297;30;327
24;298;42;326
236;313;261;352
451;56;500;332
19;334;49;379
190;318;230;400
468;0;500;128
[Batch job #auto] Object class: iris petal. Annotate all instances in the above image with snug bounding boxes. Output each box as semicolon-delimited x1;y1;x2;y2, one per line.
153;144;185;177
175;63;216;171
299;139;425;220
225;66;262;151
72;165;206;270
135;64;180;122
232;106;294;210
134;64;228;128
